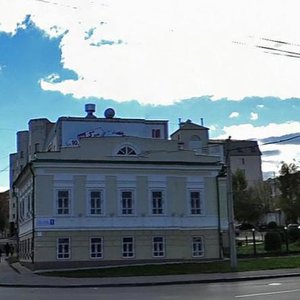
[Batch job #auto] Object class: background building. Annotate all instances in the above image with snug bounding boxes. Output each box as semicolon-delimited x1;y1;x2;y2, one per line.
208;139;263;187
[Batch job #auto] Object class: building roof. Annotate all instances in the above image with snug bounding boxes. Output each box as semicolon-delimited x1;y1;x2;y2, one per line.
170;120;209;137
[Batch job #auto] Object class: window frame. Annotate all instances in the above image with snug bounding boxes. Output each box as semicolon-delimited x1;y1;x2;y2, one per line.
122;237;135;258
188;189;204;216
152;236;165;258
151;128;161;138
192;236;204;257
150;190;165;215
90;237;103;259
56;189;71;215
88;189;104;216
119;189;135;216
57;237;71;260
117;145;137;156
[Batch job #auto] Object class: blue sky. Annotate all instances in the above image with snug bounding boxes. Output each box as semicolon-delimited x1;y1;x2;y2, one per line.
0;0;300;191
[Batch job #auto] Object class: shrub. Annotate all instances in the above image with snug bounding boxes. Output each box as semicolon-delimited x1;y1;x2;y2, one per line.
288;227;300;242
264;231;282;252
267;221;278;230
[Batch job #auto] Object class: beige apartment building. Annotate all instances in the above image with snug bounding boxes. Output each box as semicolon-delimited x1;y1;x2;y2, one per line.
208;140;263;187
10;105;228;270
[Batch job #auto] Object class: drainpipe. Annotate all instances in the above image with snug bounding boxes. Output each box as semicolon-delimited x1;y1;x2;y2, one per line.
29;163;35;265
12;185;19;260
216;166;225;259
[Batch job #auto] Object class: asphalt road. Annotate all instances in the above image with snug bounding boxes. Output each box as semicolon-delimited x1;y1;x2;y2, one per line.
1;277;300;300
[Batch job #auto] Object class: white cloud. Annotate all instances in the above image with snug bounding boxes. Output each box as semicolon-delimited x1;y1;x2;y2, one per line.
0;186;9;193
261;144;300;176
216;121;300;140
250;112;258;120
2;0;300;104
257;104;264;108
229;112;239;118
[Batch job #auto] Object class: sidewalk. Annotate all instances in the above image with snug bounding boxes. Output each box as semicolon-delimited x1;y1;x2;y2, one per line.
1;258;300;288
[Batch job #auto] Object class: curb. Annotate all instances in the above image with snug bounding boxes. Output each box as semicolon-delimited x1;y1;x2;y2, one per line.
1;272;300;288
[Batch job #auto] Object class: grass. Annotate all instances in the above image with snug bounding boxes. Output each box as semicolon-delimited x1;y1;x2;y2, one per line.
40;256;300;278
237;241;300;256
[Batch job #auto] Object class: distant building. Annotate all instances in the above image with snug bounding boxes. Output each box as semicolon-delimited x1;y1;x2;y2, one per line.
208;139;263;187
10;105;228;270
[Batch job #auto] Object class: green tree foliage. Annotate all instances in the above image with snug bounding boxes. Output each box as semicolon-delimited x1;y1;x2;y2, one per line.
264;231;282;252
278;163;300;224
232;169;265;224
0;202;8;234
0;191;9;236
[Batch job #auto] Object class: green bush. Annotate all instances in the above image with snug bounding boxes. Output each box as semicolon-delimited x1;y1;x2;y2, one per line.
288;227;300;242
267;221;278;230
264;231;282;252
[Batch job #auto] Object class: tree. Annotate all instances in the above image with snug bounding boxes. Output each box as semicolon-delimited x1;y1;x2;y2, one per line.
278;162;300;224
232;169;265;224
0;191;9;236
247;181;273;213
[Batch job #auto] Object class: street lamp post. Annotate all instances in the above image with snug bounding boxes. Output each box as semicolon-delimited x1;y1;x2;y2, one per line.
252;228;256;256
284;226;289;253
226;138;237;270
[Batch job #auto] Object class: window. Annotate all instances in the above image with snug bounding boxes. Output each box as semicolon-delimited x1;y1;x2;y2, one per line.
34;143;40;153
89;190;103;215
121;190;134;215
57;238;70;259
192;237;204;257
152;129;161;138
117;146;136;156
90;237;103;258
57;190;70;215
152;237;165;257
27;194;31;213
189;135;202;151
122;237;134;258
151;191;164;215
190;191;202;215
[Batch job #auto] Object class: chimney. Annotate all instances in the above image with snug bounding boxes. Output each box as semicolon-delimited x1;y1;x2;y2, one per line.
85;104;96;119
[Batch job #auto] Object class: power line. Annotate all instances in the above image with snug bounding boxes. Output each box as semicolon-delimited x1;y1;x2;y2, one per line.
261;134;300;146
0;166;9;173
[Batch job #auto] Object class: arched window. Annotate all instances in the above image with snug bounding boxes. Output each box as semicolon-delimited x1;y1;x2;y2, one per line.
117;145;137;156
189;135;202;151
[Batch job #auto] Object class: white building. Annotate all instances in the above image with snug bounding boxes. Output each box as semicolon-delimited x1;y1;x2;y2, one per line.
10;105;228;270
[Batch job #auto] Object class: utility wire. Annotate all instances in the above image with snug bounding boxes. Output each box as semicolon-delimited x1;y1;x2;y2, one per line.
261;134;300;146
0;166;9;173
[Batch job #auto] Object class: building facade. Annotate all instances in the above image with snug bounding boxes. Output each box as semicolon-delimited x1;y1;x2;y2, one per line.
10;105;228;270
208;139;263;187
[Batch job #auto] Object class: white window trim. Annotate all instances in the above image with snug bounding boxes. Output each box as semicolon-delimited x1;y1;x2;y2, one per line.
90;237;103;259
149;189;166;216
122;237;135;259
118;189;136;216
152;236;165;258
114;143;139;156
86;188;105;216
55;188;72;216
187;189;205;216
192;236;204;258
57;237;71;260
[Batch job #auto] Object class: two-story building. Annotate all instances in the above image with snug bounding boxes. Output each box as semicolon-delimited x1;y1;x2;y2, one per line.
10;105;228;270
